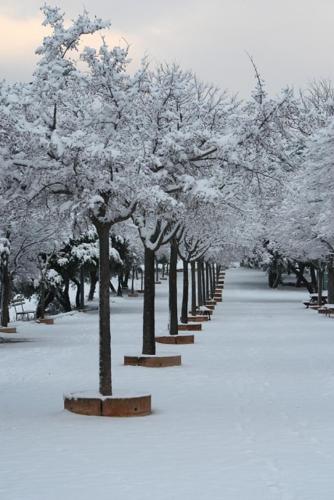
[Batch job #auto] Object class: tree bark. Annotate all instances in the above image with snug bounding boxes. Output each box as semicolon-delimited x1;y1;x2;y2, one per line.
197;260;203;306
131;266;135;293
208;263;213;298
140;269;144;291
201;261;206;303
327;261;334;304
80;266;85;309
191;261;197;316
0;264;10;327
169;239;178;335
155;257;159;282
205;262;210;302
96;223;112;396
317;267;324;306
88;269;98;301
143;247;156;354
310;265;317;293
180;259;189;324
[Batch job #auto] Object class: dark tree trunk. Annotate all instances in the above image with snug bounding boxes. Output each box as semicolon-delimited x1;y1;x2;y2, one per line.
162;264;165;278
295;262;305;287
155;257;159;283
328;261;334;304
208;263;213;298
122;270;129;289
36;288;55;319
143;247;156;355
310;265;317;293
197;260;203;306
169;239;178;335
95;223;112;396
140;269;144;291
80;266;85;309
88;269;98;301
212;263;216;292
0;265;11;327
75;280;80;309
191;261;197;316
317;268;324;306
201;261;206;303
117;275;123;296
205;262;210;302
180;259;189;324
57;278;72;312
289;262;314;293
131;266;135;293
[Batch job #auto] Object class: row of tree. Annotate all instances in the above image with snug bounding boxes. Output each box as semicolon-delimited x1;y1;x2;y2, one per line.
1;5;332;394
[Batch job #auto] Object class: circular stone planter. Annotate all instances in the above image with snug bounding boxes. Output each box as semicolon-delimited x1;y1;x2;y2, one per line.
64;392;151;417
137;289;145;294
156;335;195;344
0;326;17;333
178;323;202;331
124;354;182;367
128;292;139;297
37;318;54;325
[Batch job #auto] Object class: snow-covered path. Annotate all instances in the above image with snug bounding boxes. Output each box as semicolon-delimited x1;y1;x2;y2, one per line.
1;268;334;499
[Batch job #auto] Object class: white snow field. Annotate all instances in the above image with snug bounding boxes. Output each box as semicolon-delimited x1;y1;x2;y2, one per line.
1;268;334;500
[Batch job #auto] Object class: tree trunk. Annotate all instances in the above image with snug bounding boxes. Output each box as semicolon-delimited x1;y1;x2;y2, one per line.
317;267;324;306
205;262;210;302
295;262;305;287
289;261;313;293
208;263;213;298
169;239;178;335
117;275;123;296
75;280;80;309
201;261;206;303
131;266;135;293
327;261;334;304
96;223;112;396
122;271;129;289
88;269;98;301
57;278;71;312
191;261;197;316
180;259;189;324
143;247;156;355
197;260;203;306
155;257;159;283
140;269;144;291
0;265;10;327
80;266;85;309
212;263;216;293
36;288;54;319
310;265;317;293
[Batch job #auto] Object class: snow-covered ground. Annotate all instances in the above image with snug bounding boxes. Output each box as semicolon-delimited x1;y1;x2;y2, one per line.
1;268;334;499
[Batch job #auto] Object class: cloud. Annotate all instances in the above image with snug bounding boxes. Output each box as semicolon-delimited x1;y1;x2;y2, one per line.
1;0;334;95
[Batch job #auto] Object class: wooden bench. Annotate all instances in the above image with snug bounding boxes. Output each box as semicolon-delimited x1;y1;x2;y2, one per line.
12;296;36;321
303;295;327;309
318;304;334;317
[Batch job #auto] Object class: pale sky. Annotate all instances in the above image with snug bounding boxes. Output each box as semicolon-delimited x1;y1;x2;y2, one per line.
1;0;334;97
